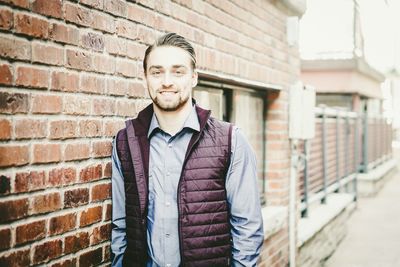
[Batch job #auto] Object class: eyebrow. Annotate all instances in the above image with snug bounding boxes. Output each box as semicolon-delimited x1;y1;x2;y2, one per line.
148;65;188;70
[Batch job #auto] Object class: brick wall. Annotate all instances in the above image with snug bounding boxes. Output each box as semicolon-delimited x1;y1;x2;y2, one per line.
0;0;300;266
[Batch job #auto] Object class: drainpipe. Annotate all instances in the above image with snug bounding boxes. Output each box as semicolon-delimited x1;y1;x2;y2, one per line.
289;139;299;267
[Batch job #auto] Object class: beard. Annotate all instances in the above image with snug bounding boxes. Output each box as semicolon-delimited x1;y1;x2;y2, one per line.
151;90;191;112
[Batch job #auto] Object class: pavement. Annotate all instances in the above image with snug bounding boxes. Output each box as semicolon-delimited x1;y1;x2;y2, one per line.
324;157;400;267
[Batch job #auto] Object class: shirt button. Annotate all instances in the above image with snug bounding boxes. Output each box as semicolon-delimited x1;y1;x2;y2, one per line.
166;264;171;267
166;233;170;238
165;201;170;207
166;172;170;176
168;143;172;148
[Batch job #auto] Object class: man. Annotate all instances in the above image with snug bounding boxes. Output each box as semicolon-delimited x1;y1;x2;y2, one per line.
111;32;264;267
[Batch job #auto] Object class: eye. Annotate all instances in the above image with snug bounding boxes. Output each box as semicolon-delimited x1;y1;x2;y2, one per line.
174;68;185;76
151;70;161;76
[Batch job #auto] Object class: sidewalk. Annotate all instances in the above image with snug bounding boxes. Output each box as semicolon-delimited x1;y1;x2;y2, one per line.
324;165;400;267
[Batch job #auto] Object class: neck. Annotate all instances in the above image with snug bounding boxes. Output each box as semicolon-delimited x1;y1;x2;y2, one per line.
153;101;193;136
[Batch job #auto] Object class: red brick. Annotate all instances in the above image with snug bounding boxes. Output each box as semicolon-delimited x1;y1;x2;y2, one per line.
0;8;13;30
31;192;61;214
106;79;127;96
0;63;12;85
64;188;89;208
0;35;31;60
92;11;115;33
0;0;29;8
32;0;62;18
48;167;76;186
0;92;29;114
127;81;147;98
127;4;156;28
79;119;102;137
93;54;115;74
103;161;112;178
79;247;102;266
0;249;30;267
0;119;11;140
15;170;46;193
137;25;155;45
0;175;11;195
14;13;49;39
116;99;137;117
33;239;62;264
79;206;102;227
32;42;64;66
49;213;76;235
92;98;115;116
31;94;62;114
103;119;125;137
0;198;29;223
80;0;103;9
0;145;29;167
104;34;126;56
15;119;47;139
49;120;77;139
66;48;92;71
50;258;77;267
49;22;79;45
63;95;91;115
80;74;105;94
92;140;112;158
79;164;102;182
32;143;61;163
126;41;146;60
15;65;49;88
0;228;11;251
64;2;93;27
104;0;126;17
92;223;111;245
116;19;137;40
104;244;111;261
64;232;90;254
116;59;137;78
80;31;104;52
51;71;79;92
64;143;90;161
91;183;111;202
104;203;112;221
15;219;46;245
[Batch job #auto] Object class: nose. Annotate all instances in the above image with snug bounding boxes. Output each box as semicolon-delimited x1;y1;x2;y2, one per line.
162;72;173;87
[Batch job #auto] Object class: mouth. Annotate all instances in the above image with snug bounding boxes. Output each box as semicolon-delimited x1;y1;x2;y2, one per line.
158;91;178;95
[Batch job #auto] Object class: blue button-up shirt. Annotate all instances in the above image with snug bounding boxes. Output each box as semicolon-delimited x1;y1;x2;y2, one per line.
111;106;264;267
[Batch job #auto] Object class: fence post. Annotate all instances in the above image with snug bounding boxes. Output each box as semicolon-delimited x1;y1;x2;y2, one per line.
335;110;340;192
354;114;359;201
321;107;327;204
302;139;309;218
362;109;369;173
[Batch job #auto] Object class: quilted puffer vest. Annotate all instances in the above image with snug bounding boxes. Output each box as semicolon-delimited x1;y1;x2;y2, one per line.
115;103;233;267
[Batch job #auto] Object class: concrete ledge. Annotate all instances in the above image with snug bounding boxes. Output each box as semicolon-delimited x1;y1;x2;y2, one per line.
358;158;397;197
262;206;287;239
297;193;355;247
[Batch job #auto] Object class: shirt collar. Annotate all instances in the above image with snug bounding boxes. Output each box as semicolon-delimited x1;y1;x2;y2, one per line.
147;105;200;138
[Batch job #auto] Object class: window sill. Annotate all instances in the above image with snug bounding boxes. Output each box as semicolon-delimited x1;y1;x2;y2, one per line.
262;206;288;239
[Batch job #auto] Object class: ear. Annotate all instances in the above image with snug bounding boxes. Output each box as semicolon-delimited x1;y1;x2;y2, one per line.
192;70;198;88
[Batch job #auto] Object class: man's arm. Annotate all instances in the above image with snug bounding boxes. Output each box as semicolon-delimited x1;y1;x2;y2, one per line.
226;127;264;267
111;138;127;267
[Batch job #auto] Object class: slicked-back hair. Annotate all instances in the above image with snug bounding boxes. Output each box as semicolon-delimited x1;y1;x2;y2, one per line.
143;32;196;75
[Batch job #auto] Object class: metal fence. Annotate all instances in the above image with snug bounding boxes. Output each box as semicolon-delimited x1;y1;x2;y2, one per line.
298;107;392;217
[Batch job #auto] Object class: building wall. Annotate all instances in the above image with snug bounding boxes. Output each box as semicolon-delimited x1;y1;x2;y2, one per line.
0;0;300;266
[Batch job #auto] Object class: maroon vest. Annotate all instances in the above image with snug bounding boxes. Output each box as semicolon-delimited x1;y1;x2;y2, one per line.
115;104;233;267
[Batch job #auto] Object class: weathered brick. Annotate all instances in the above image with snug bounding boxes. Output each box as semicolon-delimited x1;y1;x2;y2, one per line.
137;25;155;45
66;48;92;71
92;11;115;33
92;98;115;116
127;81;147;98
91;183;111;202
79;119;102;137
33;239;62;264
103;161;112;178
106;79;127;96
32;42;64;66
15;65;49;88
64;188;89;208
32;0;62;18
49;213;76;235
93;54;115;74
104;0;126;17
79;164;102;182
92;223;111;245
103;119;125;137
15;219;46;245
0;198;29;223
64;142;90;161
92;140;112;158
0;145;29;167
31;192;61;214
0;63;12;85
0;0;29;8
80;31;104;52
14;13;49;39
127;4;156;28
0;8;12;30
0;175;11;195
116;99;137;117
48;167;76;186
49;22;79;45
64;232;90;254
104;244;111;261
0;34;30;60
15;170;46;193
80;0;103;9
126;40;146;60
49;258;77;267
104;203;112;221
32;143;61;163
15;119;47;139
0;228;11;251
0;249;30;267
51;71;79;92
80;74;105;94
31;94;62;114
63;95;91;115
64;2;93;27
104;34;126;56
49;120;77;139
79;247;102;266
0;92;28;114
116;19;137;40
0;119;11;140
79;206;102;227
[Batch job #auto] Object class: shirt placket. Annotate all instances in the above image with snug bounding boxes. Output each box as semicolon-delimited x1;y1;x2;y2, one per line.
163;135;174;267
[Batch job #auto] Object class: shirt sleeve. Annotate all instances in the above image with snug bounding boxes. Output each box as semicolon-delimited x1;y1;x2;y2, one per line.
226;127;264;267
111;138;127;267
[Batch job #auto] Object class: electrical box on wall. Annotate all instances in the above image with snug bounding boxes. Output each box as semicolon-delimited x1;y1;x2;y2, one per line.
289;82;316;140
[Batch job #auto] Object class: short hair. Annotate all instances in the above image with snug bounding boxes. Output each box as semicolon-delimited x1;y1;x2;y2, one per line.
143;32;196;74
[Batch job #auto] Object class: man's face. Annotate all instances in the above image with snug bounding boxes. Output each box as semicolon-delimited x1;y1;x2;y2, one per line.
145;46;198;112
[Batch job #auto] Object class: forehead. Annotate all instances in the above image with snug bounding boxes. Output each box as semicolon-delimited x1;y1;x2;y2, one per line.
147;46;192;68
